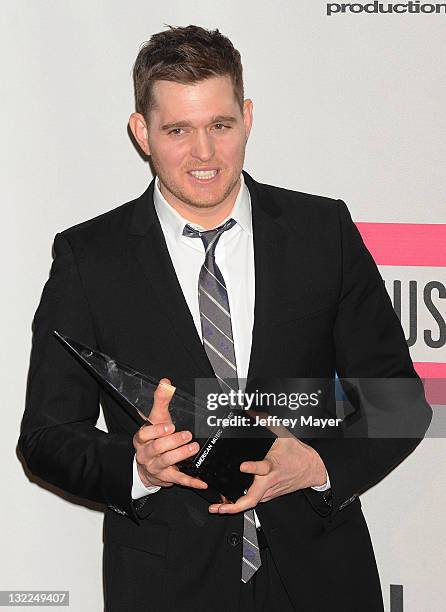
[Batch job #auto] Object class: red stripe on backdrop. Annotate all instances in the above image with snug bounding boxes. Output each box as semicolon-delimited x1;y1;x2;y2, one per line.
355;223;446;267
414;363;446;378
414;363;446;405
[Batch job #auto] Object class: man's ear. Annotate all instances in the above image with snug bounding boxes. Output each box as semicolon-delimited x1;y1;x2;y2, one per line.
243;99;253;141
128;112;151;156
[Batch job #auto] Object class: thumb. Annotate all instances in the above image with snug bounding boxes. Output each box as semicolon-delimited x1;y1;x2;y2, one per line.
148;378;176;424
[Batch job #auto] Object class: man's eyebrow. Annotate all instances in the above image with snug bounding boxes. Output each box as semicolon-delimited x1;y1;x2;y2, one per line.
209;115;238;124
160;120;192;131
160;115;238;131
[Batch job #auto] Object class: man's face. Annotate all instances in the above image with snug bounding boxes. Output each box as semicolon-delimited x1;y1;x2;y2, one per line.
131;75;253;211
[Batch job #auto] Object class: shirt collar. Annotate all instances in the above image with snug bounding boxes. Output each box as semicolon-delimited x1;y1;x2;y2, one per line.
153;172;252;239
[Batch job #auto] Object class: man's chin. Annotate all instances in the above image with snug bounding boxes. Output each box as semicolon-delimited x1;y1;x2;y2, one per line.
176;189;232;210
182;197;226;210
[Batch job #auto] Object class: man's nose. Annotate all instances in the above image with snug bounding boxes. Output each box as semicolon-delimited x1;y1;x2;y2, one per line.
190;130;215;161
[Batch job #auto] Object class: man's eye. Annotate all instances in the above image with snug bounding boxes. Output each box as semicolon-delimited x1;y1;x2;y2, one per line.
168;128;184;136
213;123;229;130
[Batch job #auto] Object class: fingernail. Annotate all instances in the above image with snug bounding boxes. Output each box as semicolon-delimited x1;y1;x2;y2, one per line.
189;442;198;452
164;423;174;433
181;431;191;440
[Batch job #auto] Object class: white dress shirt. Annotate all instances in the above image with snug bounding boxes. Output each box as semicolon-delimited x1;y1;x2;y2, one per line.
131;174;330;523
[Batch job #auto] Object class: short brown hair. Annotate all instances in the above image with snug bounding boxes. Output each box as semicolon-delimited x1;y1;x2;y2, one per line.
133;25;244;120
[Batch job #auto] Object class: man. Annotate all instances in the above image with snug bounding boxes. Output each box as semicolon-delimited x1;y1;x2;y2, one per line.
19;25;432;611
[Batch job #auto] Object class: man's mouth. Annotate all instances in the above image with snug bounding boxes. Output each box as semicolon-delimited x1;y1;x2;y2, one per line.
188;169;219;181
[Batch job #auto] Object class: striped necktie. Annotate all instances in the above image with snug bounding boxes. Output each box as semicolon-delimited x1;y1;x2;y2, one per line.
183;218;261;583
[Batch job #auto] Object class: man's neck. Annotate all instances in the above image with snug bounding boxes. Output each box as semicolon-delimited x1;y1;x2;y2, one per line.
159;178;240;229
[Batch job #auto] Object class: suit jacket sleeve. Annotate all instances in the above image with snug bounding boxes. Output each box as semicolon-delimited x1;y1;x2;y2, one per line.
304;199;433;518
18;232;138;520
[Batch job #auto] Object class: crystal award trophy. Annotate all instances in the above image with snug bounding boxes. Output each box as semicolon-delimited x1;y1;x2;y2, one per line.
53;331;276;503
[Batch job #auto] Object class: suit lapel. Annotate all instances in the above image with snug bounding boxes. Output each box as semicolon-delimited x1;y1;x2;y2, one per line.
242;171;287;386
128;179;215;379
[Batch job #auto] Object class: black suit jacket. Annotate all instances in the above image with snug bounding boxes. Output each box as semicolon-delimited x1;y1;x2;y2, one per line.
19;171;432;611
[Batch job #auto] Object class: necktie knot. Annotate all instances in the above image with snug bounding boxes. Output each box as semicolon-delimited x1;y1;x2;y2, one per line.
183;218;237;253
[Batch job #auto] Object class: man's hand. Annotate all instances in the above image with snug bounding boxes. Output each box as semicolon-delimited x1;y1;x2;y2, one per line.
133;378;208;491
208;424;327;514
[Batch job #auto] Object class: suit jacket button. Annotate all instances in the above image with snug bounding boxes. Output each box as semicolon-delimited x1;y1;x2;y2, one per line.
227;532;241;547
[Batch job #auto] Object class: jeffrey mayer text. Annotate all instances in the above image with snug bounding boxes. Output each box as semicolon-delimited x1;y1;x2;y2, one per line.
207;414;342;429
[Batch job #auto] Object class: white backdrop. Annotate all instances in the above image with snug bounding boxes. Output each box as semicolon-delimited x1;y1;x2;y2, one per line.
2;2;445;610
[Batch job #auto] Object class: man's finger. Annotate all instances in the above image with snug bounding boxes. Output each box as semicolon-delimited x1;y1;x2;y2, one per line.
149;465;208;489
240;459;272;476
148;429;193;455
154;440;200;470
208;492;260;514
148;378;176;424
164;467;209;489
208;478;268;514
134;421;175;444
